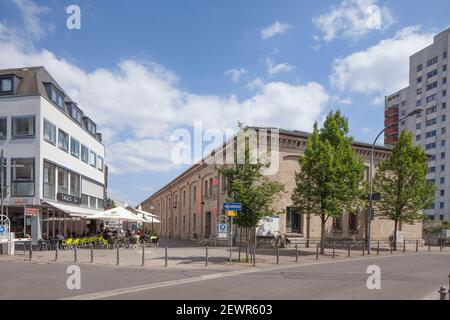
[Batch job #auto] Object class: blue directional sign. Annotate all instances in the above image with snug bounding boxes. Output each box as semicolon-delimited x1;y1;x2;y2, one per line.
223;202;242;211
0;225;5;234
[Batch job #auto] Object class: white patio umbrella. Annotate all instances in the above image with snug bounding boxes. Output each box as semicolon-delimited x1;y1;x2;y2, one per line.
127;207;160;232
88;206;147;223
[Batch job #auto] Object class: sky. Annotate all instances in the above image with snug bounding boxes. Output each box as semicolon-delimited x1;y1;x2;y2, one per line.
0;0;449;205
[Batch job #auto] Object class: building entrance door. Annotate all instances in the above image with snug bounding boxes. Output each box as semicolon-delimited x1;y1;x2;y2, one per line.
286;207;301;233
205;212;211;238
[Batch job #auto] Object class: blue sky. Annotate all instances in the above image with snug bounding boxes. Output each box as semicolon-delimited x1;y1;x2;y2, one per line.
0;0;449;205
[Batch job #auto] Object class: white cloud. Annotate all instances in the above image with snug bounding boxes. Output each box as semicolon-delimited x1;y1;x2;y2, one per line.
313;0;395;42
246;77;264;90
12;0;51;41
265;57;295;76
261;21;291;40
0;4;329;174
330;26;433;96
224;68;247;83
361;127;371;133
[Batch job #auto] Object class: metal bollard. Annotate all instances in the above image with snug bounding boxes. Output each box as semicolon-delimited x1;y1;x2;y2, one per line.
164;246;168;267
332;241;335;259
90;243;94;263
55;244;59;261
295;244;298;262
205;245;208;267
439;287;447;300
29;241;33;261
116;244;119;266
416;239;419;253
348;243;351;257
428;238;431;251
377;241;380;255
74;247;77;263
362;243;365;256
141;245;145;267
440;239;443;251
390;242;393;254
276;246;280;264
316;243;319;260
403;240;406;253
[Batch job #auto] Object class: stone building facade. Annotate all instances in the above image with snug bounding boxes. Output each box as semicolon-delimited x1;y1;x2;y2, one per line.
139;127;423;243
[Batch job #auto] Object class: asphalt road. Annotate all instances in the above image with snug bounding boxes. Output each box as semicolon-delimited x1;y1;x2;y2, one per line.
0;252;448;300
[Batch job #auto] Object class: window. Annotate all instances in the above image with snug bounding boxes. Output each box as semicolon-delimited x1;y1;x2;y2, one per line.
81;144;89;163
417;88;422;95
440;202;444;209
416;135;421;141
441;165;445;171
89;196;97;209
427;56;438;67
425;130;436;138
333;217;342;231
401;110;406;116
444;52;448;59
12;115;35;138
183;215;186;231
0;117;6;139
401;120;405;126
11;158;34;197
426;118;437;126
193;185;197;201
98;156;104;172
58;168;69;195
349;213;357;231
43;119;56;144
69;172;80;197
441;190;445;197
427;69;438;79
442;140;446;147
425;142;436;150
442;127;446;134
441;177;445;184
426;93;437;103
429;167;436;173
193;214;196;232
43;161;55;199
427;81;437;91
84;118;96;135
417;76;422;83
443;102;447;110
204;180;208;197
417;64;423;72
416;123;421;130
209;178;213;196
430;154;436;161
0;162;6;198
70;137;80;158
81;194;89;207
444;64;448;72
444;77;447;85
90;151;97;167
426;106;437;114
97;198;104;209
416;100;422;107
440;215;444;221
58;129;69;152
69;104;83;123
0;77;13;93
443;115;447;122
47;84;65;109
442;152;446;159
443;90;447;97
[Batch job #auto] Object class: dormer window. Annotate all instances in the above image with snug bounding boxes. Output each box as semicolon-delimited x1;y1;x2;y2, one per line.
0;77;13;94
69;103;83;123
84;118;96;135
46;84;65;109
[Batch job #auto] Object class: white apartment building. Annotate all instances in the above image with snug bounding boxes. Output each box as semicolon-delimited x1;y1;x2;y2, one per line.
385;28;450;221
0;67;106;243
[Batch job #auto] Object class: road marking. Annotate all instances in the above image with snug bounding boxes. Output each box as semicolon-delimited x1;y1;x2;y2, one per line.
62;252;443;300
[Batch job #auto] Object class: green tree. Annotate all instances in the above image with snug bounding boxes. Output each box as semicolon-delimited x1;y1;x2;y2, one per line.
373;130;435;250
292;111;365;254
219;125;284;261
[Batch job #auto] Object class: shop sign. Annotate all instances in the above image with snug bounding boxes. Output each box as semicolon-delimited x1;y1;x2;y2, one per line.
57;193;81;204
25;207;39;216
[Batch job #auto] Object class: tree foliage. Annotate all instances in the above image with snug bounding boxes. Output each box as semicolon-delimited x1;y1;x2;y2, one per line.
292;111;365;253
373;130;435;248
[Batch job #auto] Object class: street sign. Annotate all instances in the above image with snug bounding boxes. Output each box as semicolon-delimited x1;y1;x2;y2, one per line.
0;225;5;234
226;210;237;217
223;202;242;211
218;223;228;239
369;192;381;201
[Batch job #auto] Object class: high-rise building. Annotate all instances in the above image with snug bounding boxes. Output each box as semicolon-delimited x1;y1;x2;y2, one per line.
384;28;450;221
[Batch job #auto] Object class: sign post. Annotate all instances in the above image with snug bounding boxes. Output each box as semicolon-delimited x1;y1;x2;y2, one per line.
223;202;242;265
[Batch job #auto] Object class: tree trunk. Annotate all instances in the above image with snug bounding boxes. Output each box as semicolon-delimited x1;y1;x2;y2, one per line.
320;216;326;254
393;219;398;251
245;228;249;262
238;226;242;262
306;214;311;248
